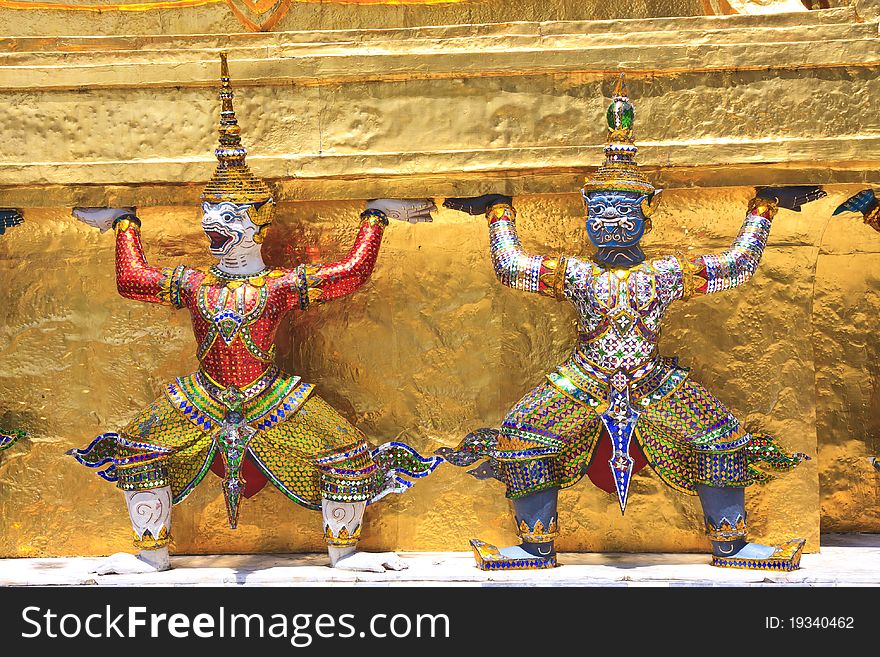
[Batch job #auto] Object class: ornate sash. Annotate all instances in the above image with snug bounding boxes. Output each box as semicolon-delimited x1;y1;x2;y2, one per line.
545;355;690;511
165;368;314;527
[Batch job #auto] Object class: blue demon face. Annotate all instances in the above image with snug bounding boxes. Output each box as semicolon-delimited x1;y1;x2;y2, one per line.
584;190;647;249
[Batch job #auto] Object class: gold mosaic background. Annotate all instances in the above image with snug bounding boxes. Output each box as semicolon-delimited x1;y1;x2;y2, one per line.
4;186;878;558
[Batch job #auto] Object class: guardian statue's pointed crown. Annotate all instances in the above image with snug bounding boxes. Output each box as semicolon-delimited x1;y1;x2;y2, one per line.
582;74;655;197
201;53;275;229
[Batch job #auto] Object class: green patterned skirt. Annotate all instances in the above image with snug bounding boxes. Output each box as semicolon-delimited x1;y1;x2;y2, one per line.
70;370;441;525
0;427;25;452
446;371;806;500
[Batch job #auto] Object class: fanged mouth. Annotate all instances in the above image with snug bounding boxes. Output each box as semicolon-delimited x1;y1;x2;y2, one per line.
205;230;233;252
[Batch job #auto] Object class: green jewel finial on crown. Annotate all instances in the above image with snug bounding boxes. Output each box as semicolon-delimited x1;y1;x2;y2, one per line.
582;72;654;196
606;73;635;136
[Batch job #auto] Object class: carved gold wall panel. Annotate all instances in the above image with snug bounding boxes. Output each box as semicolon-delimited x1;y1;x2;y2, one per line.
0;0;704;36
0;8;876;209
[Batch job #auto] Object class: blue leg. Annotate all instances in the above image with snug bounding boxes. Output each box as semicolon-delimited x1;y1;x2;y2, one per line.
471;488;559;570
697;484;805;571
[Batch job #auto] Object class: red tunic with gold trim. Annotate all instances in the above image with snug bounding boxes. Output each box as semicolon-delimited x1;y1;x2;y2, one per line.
71;214;440;528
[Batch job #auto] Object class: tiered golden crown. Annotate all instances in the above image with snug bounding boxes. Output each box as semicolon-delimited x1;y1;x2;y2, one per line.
201;53;274;227
582;74;655;197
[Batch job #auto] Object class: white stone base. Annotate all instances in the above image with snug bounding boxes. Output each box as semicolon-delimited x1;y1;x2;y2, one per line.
1;534;877;587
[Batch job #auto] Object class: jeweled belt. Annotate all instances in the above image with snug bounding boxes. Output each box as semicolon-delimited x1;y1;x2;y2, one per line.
552;353;685;406
196;366;280;404
577;318;659;345
567;350;662;385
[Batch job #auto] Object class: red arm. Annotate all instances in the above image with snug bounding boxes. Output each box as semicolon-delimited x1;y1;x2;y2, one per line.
115;218;185;308
292;210;388;310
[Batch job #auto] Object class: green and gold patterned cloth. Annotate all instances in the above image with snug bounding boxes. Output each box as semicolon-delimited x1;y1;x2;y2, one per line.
446;358;806;501
70;368;441;526
0;427;25;451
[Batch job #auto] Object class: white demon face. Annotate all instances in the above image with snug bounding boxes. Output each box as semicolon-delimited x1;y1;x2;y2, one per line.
201;202;257;258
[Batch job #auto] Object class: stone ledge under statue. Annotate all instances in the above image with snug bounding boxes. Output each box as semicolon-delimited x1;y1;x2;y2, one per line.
0;533;875;587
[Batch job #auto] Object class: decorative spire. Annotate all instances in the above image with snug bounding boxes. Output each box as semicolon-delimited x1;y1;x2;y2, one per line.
201;53;274;213
216;52;243;161
583;73;655;196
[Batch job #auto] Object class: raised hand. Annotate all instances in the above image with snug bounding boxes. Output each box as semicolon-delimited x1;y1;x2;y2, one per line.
754;186;826;212
365;199;436;223
443;194;513;216
832;189;877;217
0;209;23;236
72;207;135;232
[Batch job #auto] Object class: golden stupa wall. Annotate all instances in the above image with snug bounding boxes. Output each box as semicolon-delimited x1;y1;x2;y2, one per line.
0;4;878;557
0;0;707;37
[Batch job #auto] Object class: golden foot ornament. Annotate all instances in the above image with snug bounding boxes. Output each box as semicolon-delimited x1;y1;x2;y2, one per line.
711;538;806;572
469;539;557;571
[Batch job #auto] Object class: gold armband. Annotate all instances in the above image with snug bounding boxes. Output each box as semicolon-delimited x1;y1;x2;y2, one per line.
294;263;324;311
487;203;515;225
747;197;779;220
676;256;704;300
361;209;389;227
112;214;141;232
538;255;568;300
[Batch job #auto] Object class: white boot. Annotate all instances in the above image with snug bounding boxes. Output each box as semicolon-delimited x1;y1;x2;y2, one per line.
322;499;409;573
92;486;173;575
